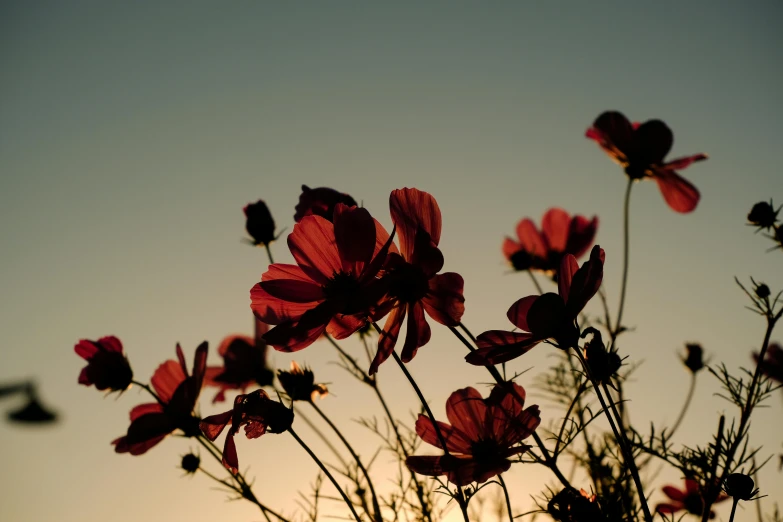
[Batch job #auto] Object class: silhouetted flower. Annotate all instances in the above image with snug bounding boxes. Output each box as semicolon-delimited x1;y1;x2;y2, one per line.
406;383;540;485
204;318;274;403
370;188;465;374
200;390;294;473
586;111;707;213
747;201;779;231
75;336;133;392
754;342;783;385
724;473;756;501
244;200;278;246
466;246;604;365
682;343;705;374
547;488;604;522
582;328;621;385
294;185;358;223
277;362;328;402
7;395;58;424
181;452;200;474
113;342;207;455
251;203;395;351
656;479;727;518
503;208;598;275
754;283;771;299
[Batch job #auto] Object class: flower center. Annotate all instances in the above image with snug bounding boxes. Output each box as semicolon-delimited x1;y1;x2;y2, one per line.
470;438;502;462
388;263;430;303
683;493;705;515
624;163;648;180
322;271;367;314
510;250;533;271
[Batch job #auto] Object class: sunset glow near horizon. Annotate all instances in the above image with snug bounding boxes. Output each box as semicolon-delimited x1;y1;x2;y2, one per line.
1;2;782;521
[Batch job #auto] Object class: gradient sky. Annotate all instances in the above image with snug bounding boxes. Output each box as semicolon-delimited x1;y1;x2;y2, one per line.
1;2;781;521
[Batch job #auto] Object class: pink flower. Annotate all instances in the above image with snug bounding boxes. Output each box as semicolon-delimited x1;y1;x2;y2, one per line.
75;336;133;392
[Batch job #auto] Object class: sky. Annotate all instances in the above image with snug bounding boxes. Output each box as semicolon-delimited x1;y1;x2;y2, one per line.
1;1;782;521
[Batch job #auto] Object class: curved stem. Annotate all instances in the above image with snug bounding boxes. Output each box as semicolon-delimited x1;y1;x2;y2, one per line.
668;374;697;437
264;243;274;264
292;402;350;469
498;475;514;522
309;401;383;522
527;271;544;295
553;381;588;456
613;179;633;339
288;427;362;522
458;322;478;344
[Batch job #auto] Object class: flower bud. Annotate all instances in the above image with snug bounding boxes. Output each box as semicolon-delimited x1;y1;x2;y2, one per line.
682;343;705;374
277;362;328;402
582;329;621;384
724;473;756;501
747;201;779;230
244;200;277;246
181;453;200;474
294;185;357;223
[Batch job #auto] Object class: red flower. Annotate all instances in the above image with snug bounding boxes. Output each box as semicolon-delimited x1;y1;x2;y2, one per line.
200;390;294;473
502;208;598;274
244;200;278;246
251;203;396;351
204;318;274;403
370;188;465;374
656;479;727;518
754;342;783;385
75;336;133;392
112;342;207;455
586;111;707;213
466;245;604;365
294;185;358;223
406;383;540;485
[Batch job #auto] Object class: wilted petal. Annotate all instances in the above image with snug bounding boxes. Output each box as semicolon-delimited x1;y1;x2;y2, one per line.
200;410;233;440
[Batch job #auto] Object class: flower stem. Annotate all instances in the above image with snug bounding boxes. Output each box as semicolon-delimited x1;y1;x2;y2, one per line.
264;243;274;264
309;401;383;522
528;271;544;295
669;373;697;437
288;426;362;522
292;402;350;469
498;475;514;522
728;499;739;522
613;178;633;340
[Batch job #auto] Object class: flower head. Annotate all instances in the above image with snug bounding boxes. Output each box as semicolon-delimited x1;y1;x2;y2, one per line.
503;208;598;275
406;383;540;486
582;329;621;385
753;342;783;385
252;203;396;352
244;200;277;246
277;362;328;402
547;488;604;522
181;452;200;474
682;343;705;374
466;246;605;366
75;336;133;392
586;111;707;213
204;318;274;403
656;479;727;518
370;188;465;373
294;185;358;223
747;200;779;231
200;390;294;473
724;473;757;501
112;342;207;455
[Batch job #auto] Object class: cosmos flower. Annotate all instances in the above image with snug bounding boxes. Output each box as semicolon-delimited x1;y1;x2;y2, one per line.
294;185;358;223
75;336;133;392
113;342;207;455
251;203;395;351
277;361;328;402
503;208;598;274
204;318;274;403
586;111;707;213
406;383;540;485
466;246;604;365
370;188;465;374
655;479;727;518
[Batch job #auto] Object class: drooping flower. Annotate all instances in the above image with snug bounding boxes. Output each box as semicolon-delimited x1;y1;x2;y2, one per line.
502;208;598;274
294;185;358;223
251;203;396;351
277;362;328;402
200;390;294;473
369;188;465;374
586;111;707;213
204;318;274;403
754;342;783;385
75;336;133;392
655;479;727;518
112;342;207;455
406;383;540;486
466;246;604;366
244;200;278;246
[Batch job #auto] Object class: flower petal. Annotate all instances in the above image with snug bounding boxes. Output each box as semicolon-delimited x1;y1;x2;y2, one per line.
558;255;579;300
250;283;322;325
370;305;406;374
200;410;233;440
663;154;708;171
565;215;598;259
288;215;341;284
390;188;442;257
662;485;686;501
445;387;487;441
502;237;520;260
653;168;700;213
422;272;465;326
542;208;570;253
506;295;538;331
414;414;473;453
635;120;673;165
333;203;376;270
466;331;538;365
150;360;186;403
588;111;634;163
526;293;567;338
400;302;431;363
564;246;605;317
515;219;547;258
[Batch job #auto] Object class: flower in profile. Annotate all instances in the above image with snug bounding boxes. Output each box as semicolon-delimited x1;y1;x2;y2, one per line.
581;329;621;385
294;185;358;223
75;336;133;393
547;488;604;522
466;246;604;366
181;452;200;474
370;188;465;374
682;343;705;374
747;200;779;231
112;342;207;455
655;479;727;518
406;383;540;485
277;362;328;402
586;111;707;213
244;200;278;246
204;318;274;403
724;473;757;501
200;390;294;473
753;342;783;385
251;203;395;351
502;208;598;274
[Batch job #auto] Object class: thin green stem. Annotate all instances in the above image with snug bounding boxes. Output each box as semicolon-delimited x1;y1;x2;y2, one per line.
613;178;633;340
528;271;544;295
264;243;274;264
288;427;362;522
309;401;383;522
498;475;514;522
